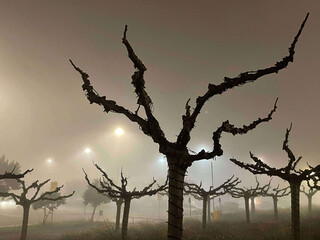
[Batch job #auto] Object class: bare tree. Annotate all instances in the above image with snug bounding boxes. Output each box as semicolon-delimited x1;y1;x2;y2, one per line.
265;184;290;221
230;124;320;240
184;176;239;230
0;178;74;240
228;177;270;224
84;164;167;240
300;185;317;215
70;14;308;240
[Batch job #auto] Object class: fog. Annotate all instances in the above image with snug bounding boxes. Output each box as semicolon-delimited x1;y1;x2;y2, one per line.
1;0;320;229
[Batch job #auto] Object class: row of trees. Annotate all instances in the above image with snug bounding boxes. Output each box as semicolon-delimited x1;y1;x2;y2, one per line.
70;11;320;240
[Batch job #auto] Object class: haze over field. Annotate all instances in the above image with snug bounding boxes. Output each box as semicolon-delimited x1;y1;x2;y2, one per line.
0;0;320;220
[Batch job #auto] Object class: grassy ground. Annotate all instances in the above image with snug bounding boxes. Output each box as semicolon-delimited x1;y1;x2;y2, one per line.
61;217;320;240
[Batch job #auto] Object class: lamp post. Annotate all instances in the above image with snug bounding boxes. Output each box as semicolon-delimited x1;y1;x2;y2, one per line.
84;147;92;220
114;127;124;183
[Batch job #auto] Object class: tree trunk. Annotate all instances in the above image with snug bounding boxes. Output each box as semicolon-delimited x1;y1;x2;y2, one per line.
202;196;207;230
273;196;278;221
121;198;131;240
167;163;186;240
290;181;301;240
250;196;256;217
308;196;312;215
115;200;122;232
20;204;30;240
42;207;47;224
90;206;97;222
244;197;250;224
207;197;211;224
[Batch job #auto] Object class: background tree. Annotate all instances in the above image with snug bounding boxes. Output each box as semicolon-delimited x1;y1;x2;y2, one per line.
265;184;290;221
32;192;69;224
184;176;239;230
0;177;74;240
300;185;317;215
84;164;167;240
0;155;24;192
230;124;320;240
228;178;270;224
70;14;308;240
83;179;111;222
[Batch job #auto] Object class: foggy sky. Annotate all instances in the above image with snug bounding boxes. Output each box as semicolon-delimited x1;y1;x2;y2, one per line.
0;0;320;202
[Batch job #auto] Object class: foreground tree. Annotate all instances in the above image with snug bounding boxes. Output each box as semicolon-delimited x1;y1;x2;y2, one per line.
230;124;320;240
83;179;111;222
0;178;74;240
265;184;290;221
32;192;69;224
228;177;270;224
70;14;308;240
84;164;167;240
300;185;317;215
184;176;239;230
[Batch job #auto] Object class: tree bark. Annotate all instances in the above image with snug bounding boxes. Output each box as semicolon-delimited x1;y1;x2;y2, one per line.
90;206;97;222
308;196;312;214
207;197;211;223
244;197;250;224
290;181;301;240
272;196;278;221
121;198;131;240
202;196;207;230
20;204;30;240
115;200;122;232
167;163;186;240
250;196;256;217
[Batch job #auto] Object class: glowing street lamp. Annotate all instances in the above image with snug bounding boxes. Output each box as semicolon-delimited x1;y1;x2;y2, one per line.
114;127;124;136
47;158;53;164
84;148;92;154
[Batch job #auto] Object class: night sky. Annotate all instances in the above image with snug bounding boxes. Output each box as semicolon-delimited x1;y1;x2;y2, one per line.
0;1;319;205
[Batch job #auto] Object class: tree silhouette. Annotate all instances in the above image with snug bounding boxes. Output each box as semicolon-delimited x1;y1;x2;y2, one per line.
83;179;111;222
228;177;270;224
32;192;69;224
300;185;317;215
70;13;308;240
184;176;239;230
264;184;290;221
84;164;167;240
0;178;74;240
230;124;320;240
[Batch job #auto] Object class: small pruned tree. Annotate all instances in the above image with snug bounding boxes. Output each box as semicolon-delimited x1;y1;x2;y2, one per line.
184;176;239;230
32;192;69;224
228;177;270;224
300;185;317;215
265;184;290;221
0;178;74;240
230;124;320;240
84;164;167;240
70;13;308;240
83;179;111;222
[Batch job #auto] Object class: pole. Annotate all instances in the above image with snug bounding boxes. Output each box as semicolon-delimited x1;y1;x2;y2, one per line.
211;161;215;212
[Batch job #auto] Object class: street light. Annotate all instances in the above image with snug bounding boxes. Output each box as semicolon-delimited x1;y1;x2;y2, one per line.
47;158;53;164
114;127;124;136
84;148;92;154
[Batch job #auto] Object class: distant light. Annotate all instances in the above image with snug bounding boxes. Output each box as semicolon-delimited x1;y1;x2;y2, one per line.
0;200;16;209
84;148;92;154
114;127;124;136
159;157;165;163
47;158;53;164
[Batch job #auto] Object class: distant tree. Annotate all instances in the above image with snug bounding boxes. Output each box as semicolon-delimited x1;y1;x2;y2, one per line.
32;192;69;224
228;177;270;224
264;184;290;221
300;185;317;215
0;177;74;240
0;155;25;192
83;179;111;222
70;13;308;240
84;164;167;240
184;176;239;230
230;124;320;240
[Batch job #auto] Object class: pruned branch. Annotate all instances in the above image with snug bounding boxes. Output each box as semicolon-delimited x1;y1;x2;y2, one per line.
0;168;33;180
177;13;309;147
